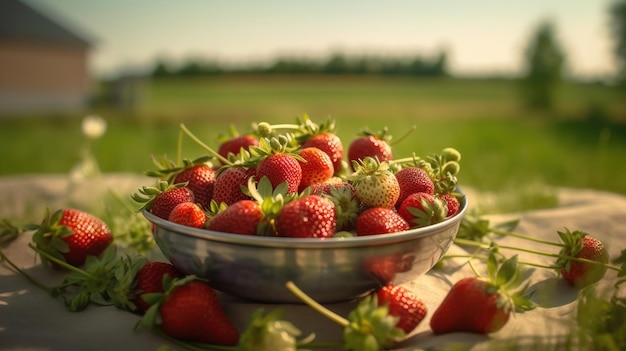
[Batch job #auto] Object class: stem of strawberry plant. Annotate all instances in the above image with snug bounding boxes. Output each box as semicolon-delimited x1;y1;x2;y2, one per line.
454;238;621;272
179;124;231;166
486;225;566;248
0;249;55;294
285;281;349;328
27;243;98;280
443;253;562;270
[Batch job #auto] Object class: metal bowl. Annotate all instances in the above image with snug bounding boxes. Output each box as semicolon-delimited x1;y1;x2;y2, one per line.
144;191;467;303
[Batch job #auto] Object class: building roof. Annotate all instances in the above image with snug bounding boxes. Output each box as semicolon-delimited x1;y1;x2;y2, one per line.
0;0;92;47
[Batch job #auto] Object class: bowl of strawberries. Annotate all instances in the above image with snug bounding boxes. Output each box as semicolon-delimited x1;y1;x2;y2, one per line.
137;116;468;303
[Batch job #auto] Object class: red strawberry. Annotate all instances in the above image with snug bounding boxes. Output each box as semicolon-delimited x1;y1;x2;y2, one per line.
256;153;302;194
297;147;334;191
31;208;113;267
365;253;414;283
397;192;447;228
556;229;609;288
143;277;239;345
133;261;184;314
219;134;259;157
133;181;195;219
173;164;216;210
376;284;427;334
275;195;336;238
348;131;393;171
301;132;344;174
394;167;435;207
168;202;207;228
206;199;263;235
430;255;534;334
439;193;460;217
212;166;255;205
431;277;509;334
355;207;409;236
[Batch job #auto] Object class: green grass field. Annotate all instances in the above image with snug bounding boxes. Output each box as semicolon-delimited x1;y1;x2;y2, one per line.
1;75;625;212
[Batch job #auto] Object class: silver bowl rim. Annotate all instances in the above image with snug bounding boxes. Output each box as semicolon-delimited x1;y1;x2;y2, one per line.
145;189;467;249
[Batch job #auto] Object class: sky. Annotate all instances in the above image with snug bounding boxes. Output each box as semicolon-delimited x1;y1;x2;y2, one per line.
23;0;619;79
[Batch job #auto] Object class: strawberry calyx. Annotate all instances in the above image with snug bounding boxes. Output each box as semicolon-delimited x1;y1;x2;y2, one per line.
286;281;406;351
349;156;390;181
484;253;535;314
238;308;318;351
356;126;393;144
405;196;448;228
324;184;360;232
131;180;187;212
247;133;305;165
30;208;73;265
392;147;461;195
145;155;213;180
245;176;301;236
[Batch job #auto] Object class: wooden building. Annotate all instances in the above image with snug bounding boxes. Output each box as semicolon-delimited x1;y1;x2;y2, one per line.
0;0;93;115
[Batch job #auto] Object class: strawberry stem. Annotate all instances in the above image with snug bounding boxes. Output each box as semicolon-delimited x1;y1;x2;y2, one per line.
388;125;416;146
28;243;98;279
454;238;621;272
179;124;232;166
0;249;55;294
443;253;564;270
285;281;349;328
489;227;566;248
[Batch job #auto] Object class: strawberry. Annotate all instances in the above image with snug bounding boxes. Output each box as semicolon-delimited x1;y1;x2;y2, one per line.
168;202;207;228
133;261;184;314
301;132;344;174
365;253;414;283
249;135;303;194
31;208;113;267
275;195;336;238
350;157;400;208
132;181;195;219
376;284;427;334
218;134;259;163
556;229;609;288
145;156;215;210
212;166;255;205
394;167;435;207
430;254;534;334
347;129;393;171
256;153;302;194
297;147;334;191
439;193;461;217
397;192;447;228
355;207;409;236
206;199;263;235
141;276;239;345
172;163;216;210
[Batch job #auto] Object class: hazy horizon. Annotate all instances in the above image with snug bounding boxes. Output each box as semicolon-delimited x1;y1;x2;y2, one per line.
23;0;619;80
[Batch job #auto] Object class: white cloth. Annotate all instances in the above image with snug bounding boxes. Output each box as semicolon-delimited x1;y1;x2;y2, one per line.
1;175;624;350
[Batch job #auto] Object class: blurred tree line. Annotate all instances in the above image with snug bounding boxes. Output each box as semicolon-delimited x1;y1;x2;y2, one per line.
151;51;448;77
520;0;626;112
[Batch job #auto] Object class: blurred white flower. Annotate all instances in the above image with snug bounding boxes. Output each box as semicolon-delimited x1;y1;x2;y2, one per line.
82;115;107;139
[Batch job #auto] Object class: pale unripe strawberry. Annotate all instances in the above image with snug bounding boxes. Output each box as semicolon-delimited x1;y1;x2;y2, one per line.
350;157;400;208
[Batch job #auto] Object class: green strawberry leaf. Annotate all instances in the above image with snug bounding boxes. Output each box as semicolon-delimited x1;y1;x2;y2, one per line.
457;214;491;242
496;255;520;288
343;295;404;351
493;218;520;233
